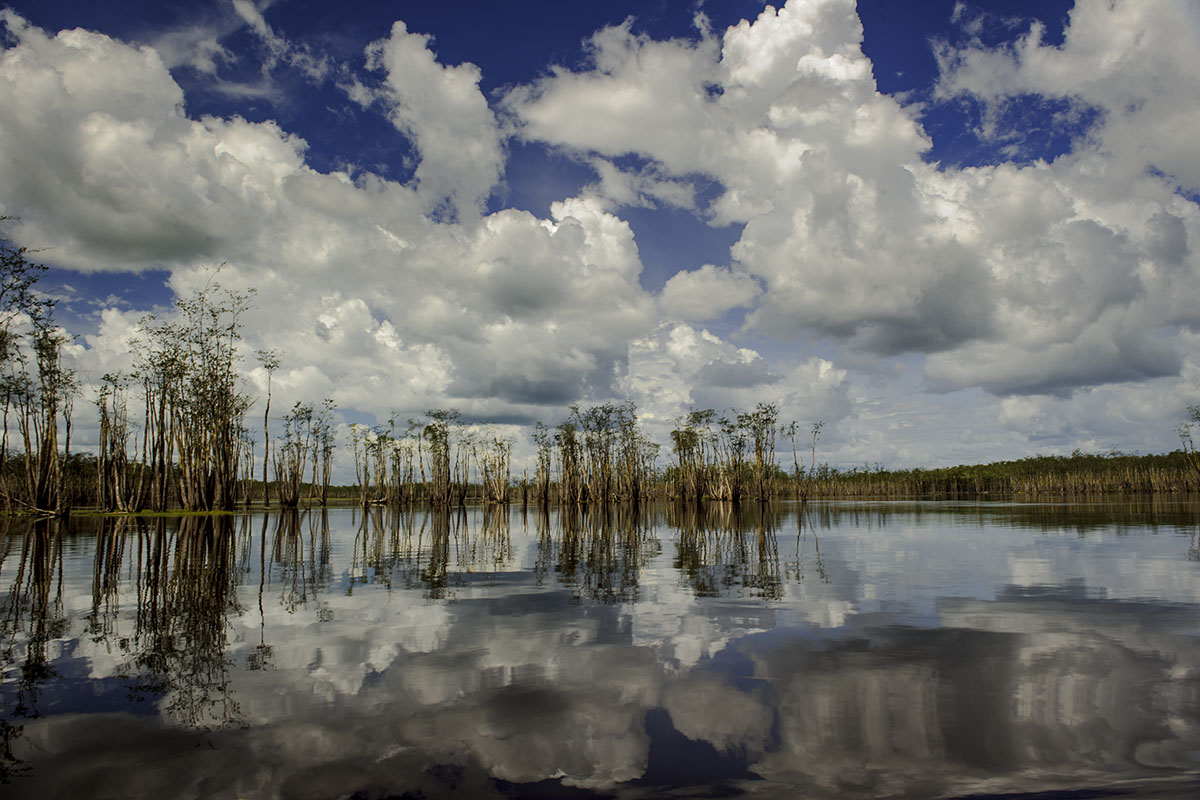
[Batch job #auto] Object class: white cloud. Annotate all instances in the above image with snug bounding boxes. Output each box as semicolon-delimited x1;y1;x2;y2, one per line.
935;0;1200;192
501;19;721;176
152;27;231;76
504;0;1200;408
0;13;655;456
356;21;504;221
582;156;698;212
621;322;850;437
659;264;760;322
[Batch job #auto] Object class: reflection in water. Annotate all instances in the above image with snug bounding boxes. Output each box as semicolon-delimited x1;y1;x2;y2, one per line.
6;521;64;719
539;504;657;603
351;505;512;599
0;520;64;781
804;494;1200;535
672;503;786;599
119;516;244;730
272;509;332;613
0;501;1196;798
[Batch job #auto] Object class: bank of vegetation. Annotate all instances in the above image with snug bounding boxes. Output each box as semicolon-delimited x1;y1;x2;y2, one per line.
2;232;1199;516
799;450;1200;497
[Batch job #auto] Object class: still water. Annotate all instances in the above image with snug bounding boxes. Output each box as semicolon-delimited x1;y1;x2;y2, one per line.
2;500;1199;799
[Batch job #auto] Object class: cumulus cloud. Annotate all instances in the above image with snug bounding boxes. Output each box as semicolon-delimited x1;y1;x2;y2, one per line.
0;13;653;439
659;264;760;322
621;322;850;434
504;0;1200;404
934;0;1200;193
354;21;504;221
582;156;698;212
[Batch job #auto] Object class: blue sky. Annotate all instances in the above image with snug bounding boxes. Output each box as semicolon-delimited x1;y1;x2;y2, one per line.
1;0;1198;471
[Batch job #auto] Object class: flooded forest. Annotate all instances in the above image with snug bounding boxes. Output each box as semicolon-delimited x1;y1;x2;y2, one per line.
3;236;1200;517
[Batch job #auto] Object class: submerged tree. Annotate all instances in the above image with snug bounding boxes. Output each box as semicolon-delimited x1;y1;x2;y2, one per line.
550;402;654;505
256;349;281;507
422;408;461;507
0;231;75;515
1177;406;1200;488
555;416;583;504
475;429;512;505
670;409;715;503
783;421;802;499
273;401;314;509
349;423;375;509
804;420;825;501
13;328;77;515
96;372;149;512
134;276;254;511
743;402;778;501
532;421;553;506
311;398;337;506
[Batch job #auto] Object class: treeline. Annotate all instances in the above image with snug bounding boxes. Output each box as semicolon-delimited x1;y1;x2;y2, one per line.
335;401;825;510
801;451;1200;497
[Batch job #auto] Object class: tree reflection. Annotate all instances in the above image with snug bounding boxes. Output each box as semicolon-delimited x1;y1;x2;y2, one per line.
422;508;455;599
539;504;657;603
348;506;520;599
801;496;1200;535
350;506;460;599
248;511;273;671
787;500;829;586
87;517;127;643
0;518;66;780
460;503;512;575
119;515;244;729
271;509;332;614
673;503;788;599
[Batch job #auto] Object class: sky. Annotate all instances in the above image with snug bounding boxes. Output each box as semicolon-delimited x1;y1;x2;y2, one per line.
1;0;1198;474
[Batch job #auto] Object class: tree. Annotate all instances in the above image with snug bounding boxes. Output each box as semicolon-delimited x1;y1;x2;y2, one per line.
273;401;313;508
135;275;254;511
422;409;461;507
312;398;337;506
1177;406;1200;487
742;402;778;501
0;225;53;364
14;327;77;514
255;349;281;507
670;409;715;503
96;372;149;512
1;228;73;514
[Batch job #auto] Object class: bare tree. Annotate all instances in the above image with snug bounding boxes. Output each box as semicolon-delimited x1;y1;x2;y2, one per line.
135;275;254;511
256;349;281;507
273;401;313;508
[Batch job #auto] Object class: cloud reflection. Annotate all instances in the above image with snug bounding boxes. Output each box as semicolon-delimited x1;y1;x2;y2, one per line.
0;504;1197;798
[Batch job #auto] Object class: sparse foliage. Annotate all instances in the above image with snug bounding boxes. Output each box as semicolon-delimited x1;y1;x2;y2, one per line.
134;275;254;511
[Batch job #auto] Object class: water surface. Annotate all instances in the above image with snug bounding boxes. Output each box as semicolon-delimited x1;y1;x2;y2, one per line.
2;499;1199;798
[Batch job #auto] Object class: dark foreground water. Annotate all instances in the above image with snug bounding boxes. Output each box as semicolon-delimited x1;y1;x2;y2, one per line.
2;500;1199;799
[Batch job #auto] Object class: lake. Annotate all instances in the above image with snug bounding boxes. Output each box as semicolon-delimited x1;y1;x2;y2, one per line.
2;500;1199;799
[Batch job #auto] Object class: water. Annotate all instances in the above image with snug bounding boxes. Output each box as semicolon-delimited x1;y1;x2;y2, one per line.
2;500;1198;799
